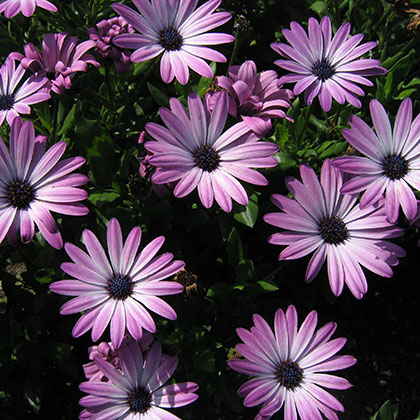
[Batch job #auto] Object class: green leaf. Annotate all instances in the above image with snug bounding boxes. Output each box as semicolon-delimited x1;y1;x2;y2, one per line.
256;280;279;292
310;1;327;14
318;142;348;159
370;400;399;420
226;227;243;266
233;194;258;228
88;190;120;206
57;103;77;135
147;82;170;107
193;349;215;372
275;123;289;147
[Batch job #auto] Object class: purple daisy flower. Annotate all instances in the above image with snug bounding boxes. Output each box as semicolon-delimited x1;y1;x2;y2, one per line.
83;333;153;382
205;60;294;136
271;16;386;111
263;159;405;299
0;0;56;17
21;33;100;94
79;338;199;420
144;91;278;212
0;117;88;249
49;218;185;348
0;53;50;126
88;17;135;74
229;305;356;420
333;98;420;223
112;0;234;85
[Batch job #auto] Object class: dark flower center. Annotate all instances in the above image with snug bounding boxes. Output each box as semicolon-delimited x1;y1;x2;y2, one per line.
382;154;409;180
312;59;335;81
128;387;152;413
0;94;14;110
193;145;220;172
107;274;133;300
318;215;349;245
276;359;303;390
6;180;35;209
159;26;183;51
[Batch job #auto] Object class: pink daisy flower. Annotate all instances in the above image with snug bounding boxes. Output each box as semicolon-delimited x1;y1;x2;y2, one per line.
205;60;294;136
83;333;153;382
144;91;278;212
112;0;234;85
79;339;199;420
263;159;405;299
0;0;56;17
0;53;50;126
333;98;420;223
271;16;386;111
49;218;185;348
88;16;135;74
21;33;100;94
0;117;88;249
229;305;356;420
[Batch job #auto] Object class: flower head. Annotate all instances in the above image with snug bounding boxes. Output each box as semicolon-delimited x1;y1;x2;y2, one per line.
229;305;356;420
112;0;234;85
263;159;405;299
271;16;386;111
205;60;293;136
88;17;135;74
333;98;420;223
83;333;154;382
0;0;56;17
144;91;278;212
80;338;198;420
49;218;185;348
0;117;88;249
0;53;50;126
21;33;100;94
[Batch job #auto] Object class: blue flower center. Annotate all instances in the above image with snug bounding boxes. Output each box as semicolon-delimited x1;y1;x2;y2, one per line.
276;360;303;390
0;94;14;110
159;26;183;51
6;179;35;209
319;215;349;245
312;59;335;81
107;274;133;300
128;387;152;413
382;154;409;180
193;145;220;172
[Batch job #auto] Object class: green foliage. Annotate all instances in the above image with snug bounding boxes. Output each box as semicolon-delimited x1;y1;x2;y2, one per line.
370;401;399;420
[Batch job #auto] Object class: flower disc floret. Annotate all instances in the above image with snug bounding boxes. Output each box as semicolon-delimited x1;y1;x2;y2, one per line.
0;94;14;110
49;218;185;348
271;16;386;111
229;305;356;420
6;179;35;209
333;98;420;223
128;387;152;413
263;159;405;299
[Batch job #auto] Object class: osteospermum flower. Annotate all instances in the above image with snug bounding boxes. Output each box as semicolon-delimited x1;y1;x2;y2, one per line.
333;98;420;223
0;0;56;17
0;53;50;126
112;0;234;85
271;16;386;111
79;339;199;420
0;117;88;249
83;332;153;382
88;17;135;74
21;33;100;94
205;60;293;136
229;305;356;420
49;218;185;348
263;159;405;299
144;91;278;212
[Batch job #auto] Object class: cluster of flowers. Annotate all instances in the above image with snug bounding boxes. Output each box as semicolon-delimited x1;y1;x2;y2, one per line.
1;0;419;418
